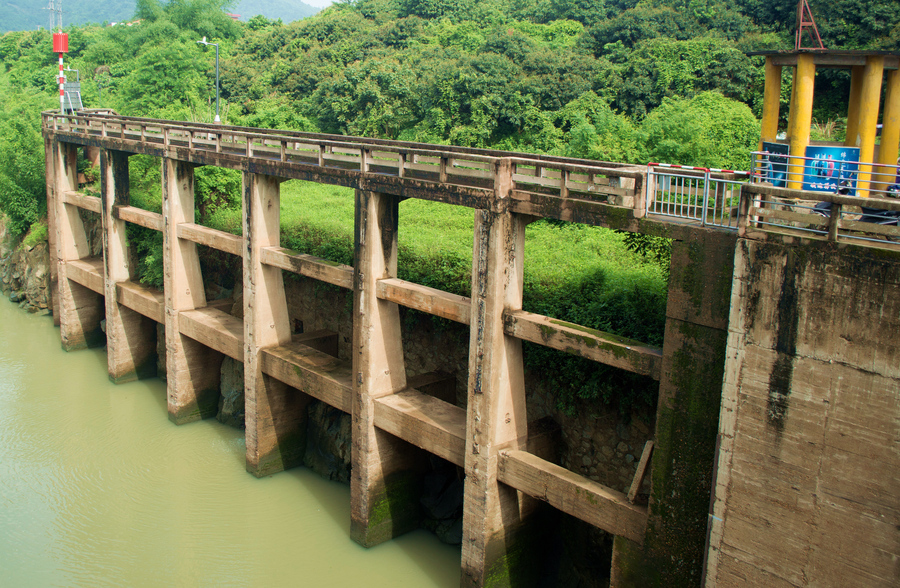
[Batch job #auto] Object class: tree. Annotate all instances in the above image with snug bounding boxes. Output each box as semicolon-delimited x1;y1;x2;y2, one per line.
642;91;760;170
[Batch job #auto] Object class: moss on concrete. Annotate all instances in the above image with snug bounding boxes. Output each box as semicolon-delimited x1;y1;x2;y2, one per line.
358;469;423;547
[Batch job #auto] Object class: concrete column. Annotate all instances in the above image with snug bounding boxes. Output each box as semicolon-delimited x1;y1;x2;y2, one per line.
44;137;60;326
350;189;421;547
611;229;738;587
101;150;156;383
875;69;900;192
854;56;885;198
461;159;536;587
845;65;865;147
759;58;782;148
785;67;797;142
55;141;104;351
787;54;815;190
243;172;309;477
163;158;222;424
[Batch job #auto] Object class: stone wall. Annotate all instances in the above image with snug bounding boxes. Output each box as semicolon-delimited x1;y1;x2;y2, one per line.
706;238;900;587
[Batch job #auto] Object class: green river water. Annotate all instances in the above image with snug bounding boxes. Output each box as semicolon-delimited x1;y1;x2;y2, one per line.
0;301;460;587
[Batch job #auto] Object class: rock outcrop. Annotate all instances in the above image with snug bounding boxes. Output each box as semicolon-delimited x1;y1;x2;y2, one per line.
0;217;51;314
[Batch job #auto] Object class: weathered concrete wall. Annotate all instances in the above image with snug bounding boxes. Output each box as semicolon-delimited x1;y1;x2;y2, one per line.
613;226;737;587
707;238;900;587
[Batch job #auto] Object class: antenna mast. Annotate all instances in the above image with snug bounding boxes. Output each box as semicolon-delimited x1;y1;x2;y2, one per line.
50;0;69;114
795;0;826;50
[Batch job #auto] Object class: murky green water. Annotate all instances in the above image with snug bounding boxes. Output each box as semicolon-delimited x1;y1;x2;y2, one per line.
0;302;460;587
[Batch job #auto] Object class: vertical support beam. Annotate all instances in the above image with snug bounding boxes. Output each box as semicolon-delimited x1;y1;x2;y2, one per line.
45;137;60;325
787;54;815;190
611;229;738;587
163;158;221;424
785;67;797;142
845;65;865;147
759;58;782;148
875;69;900;192
55;140;104;350
101;149;156;383
351;188;422;546
855;56;885;198
461;159;536;588
243;173;308;477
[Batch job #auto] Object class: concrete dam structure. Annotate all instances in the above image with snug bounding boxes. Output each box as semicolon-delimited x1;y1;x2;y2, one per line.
40;111;899;587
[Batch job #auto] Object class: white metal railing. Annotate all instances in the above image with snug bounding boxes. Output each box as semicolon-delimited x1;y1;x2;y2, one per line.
750;150;900;199
646;163;750;230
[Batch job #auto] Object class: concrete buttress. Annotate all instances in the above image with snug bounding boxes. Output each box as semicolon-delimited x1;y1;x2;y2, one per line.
55;140;103;350
461;159;537;588
243;172;309;477
101;149;157;383
350;189;422;546
163;158;222;424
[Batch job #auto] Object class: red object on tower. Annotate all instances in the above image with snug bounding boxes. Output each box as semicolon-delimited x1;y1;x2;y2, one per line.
795;0;826;50
53;31;68;53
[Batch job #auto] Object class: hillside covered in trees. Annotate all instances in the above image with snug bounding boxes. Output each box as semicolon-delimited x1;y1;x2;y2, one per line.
2;0;899;173
1;0;898;415
0;0;319;33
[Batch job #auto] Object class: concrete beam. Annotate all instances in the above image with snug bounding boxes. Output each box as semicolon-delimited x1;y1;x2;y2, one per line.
376;277;472;324
502;309;663;380
177;222;242;256
259;246;353;289
114;205;163;232
497;449;649;544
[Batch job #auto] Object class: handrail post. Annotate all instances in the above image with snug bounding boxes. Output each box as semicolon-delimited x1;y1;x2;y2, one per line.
827;202;843;241
701;170;711;226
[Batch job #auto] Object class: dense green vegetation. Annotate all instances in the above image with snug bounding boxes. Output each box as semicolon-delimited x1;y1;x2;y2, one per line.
0;0;318;34
1;0;897;413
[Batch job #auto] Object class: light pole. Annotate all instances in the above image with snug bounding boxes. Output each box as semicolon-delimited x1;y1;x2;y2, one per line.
197;36;220;123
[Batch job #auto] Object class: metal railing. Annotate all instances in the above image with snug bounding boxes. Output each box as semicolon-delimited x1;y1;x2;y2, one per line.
750;150;900;199
646;163;750;230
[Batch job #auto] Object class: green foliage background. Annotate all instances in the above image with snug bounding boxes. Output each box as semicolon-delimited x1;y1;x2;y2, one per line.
0;0;896;412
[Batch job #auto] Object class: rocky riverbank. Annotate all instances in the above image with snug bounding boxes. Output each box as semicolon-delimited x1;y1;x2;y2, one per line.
0;217;51;314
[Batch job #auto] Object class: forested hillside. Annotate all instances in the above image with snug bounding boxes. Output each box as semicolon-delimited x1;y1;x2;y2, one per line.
3;0;898;171
0;0;319;33
1;0;898;414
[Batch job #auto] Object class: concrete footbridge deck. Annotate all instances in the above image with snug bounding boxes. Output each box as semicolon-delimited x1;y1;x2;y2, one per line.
42;110;900;587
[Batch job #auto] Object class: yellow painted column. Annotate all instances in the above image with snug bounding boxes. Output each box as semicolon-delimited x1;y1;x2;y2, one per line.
845;65;865;147
875;69;900;193
787;54;815;190
759;57;783;149
786;67;797;142
854;56;885;197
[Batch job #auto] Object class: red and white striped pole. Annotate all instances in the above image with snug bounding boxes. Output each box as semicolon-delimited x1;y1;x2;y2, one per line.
52;30;68;114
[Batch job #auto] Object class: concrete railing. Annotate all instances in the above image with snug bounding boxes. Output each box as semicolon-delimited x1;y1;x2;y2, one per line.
42;111;646;225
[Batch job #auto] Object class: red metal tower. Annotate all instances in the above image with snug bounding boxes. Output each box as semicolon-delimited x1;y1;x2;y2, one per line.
795;0;826;50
